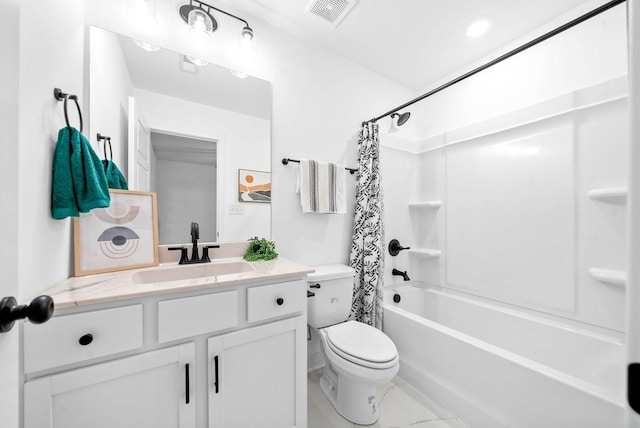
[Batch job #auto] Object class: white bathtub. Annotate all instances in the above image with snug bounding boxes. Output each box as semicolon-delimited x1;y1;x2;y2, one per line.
383;283;626;428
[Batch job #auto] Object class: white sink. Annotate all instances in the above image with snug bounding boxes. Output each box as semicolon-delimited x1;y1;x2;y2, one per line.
132;260;255;284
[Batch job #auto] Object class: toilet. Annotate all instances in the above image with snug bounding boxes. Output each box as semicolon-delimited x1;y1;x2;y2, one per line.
307;264;399;425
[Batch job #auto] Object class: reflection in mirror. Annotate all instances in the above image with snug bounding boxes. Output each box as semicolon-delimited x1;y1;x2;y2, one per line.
89;26;271;245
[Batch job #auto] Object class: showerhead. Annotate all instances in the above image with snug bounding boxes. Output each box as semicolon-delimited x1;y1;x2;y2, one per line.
392;112;411;126
388;111;411;133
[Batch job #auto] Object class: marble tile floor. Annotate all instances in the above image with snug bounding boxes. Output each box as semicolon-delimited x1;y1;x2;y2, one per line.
308;369;471;428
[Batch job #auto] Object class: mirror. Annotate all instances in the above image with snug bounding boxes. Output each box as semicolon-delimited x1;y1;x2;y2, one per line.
89;26;271;245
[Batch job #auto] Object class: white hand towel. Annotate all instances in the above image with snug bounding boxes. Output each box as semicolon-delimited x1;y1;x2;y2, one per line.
299;159;346;214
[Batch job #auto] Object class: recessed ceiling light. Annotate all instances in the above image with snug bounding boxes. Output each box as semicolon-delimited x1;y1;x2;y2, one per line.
466;19;491;38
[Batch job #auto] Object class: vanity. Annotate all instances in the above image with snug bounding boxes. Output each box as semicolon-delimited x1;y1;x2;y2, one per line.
22;243;312;428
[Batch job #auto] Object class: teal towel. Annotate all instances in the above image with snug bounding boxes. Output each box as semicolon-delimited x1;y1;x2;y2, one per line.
51;127;110;219
102;160;128;190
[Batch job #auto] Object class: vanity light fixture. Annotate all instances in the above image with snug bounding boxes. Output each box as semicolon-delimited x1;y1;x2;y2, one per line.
179;0;255;43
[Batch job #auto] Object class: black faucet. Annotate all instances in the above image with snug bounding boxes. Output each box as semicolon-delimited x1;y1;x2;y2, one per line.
392;268;410;281
191;222;200;261
168;222;220;264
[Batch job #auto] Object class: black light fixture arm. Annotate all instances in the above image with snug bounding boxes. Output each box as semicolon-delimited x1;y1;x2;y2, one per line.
361;0;625;127
186;0;252;30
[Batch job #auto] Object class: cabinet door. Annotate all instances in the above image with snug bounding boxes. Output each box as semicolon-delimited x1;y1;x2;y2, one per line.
25;343;195;428
208;316;307;428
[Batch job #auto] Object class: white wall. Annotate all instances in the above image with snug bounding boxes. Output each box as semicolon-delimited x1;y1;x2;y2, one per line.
411;4;628;143
89;26;133;172
0;1;21;425
155;158;216;244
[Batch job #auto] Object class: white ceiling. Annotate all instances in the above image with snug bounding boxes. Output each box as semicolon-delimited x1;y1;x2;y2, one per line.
216;0;611;91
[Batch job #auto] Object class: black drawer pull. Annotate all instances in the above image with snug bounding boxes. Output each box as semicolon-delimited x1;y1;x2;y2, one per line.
309;284;321;289
78;333;93;346
185;363;190;404
213;355;220;394
276;297;284;306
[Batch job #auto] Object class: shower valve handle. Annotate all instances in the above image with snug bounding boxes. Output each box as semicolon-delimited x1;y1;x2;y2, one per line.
388;239;411;256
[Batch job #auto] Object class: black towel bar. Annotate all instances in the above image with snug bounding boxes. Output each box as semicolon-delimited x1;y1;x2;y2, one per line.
282;158;357;175
54;88;83;132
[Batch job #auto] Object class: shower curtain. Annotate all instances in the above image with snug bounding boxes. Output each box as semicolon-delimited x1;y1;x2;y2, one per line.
349;121;385;329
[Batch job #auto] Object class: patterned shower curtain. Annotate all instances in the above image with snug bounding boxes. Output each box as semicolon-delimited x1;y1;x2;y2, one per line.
349;121;385;329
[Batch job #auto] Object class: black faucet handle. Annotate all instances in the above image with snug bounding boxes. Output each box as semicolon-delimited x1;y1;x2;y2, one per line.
168;246;189;264
200;245;220;263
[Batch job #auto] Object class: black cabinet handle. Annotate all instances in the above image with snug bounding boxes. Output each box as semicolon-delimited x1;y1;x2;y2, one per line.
213;355;220;394
276;297;284;306
78;333;93;346
0;295;54;333
185;363;190;404
309;284;321;289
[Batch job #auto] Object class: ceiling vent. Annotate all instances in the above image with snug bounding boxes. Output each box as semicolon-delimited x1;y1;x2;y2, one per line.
306;0;358;27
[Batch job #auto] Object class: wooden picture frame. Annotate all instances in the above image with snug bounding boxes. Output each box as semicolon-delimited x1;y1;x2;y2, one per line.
238;169;271;203
73;190;159;276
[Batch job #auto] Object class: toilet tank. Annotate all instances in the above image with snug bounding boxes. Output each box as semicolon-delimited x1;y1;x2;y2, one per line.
307;264;356;329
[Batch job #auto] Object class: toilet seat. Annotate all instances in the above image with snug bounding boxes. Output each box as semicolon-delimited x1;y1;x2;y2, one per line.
324;321;398;369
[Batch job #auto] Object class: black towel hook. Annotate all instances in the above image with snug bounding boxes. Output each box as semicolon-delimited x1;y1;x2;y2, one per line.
54;88;83;132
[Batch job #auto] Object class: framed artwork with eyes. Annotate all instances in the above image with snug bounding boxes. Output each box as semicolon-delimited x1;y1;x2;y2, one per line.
73;190;159;276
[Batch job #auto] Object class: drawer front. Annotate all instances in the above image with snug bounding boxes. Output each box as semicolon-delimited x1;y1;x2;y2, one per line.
247;280;306;323
158;290;238;343
24;305;143;373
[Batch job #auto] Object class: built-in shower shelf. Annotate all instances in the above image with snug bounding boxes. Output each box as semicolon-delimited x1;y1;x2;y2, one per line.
408;201;442;209
408;248;441;258
588;268;626;287
588;188;628;203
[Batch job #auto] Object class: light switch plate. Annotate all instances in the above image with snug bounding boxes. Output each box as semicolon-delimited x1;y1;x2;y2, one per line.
229;205;244;215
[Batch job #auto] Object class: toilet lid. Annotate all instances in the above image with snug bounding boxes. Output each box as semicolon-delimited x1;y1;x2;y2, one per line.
325;321;397;366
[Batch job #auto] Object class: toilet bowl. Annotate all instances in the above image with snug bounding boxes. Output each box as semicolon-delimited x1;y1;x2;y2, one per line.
307;265;400;425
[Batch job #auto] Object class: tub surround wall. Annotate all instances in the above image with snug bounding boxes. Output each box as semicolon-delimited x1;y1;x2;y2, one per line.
383;4;628;334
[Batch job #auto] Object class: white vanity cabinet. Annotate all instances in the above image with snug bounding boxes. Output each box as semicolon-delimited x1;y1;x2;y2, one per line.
23;274;309;428
24;343;196;428
208;280;307;428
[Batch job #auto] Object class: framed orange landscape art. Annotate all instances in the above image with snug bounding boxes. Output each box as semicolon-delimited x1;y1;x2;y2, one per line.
238;169;271;203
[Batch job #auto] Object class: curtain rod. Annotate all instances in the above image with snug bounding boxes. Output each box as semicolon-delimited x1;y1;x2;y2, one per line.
362;0;626;126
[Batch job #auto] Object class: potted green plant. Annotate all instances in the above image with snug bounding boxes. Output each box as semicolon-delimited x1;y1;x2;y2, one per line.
244;237;278;270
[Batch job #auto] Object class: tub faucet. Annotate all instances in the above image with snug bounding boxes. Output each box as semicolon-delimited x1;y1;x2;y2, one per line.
392;268;410;281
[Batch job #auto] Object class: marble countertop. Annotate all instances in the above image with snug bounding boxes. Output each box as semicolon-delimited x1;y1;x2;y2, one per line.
43;256;314;309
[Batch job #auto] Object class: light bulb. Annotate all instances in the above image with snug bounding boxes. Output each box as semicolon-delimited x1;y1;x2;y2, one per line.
187;8;213;47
